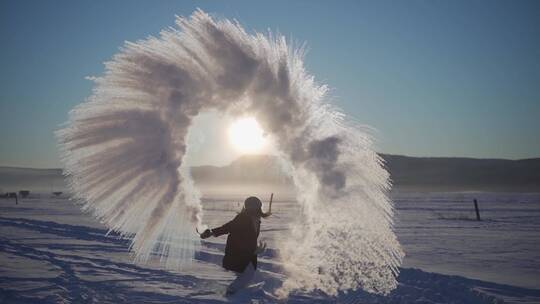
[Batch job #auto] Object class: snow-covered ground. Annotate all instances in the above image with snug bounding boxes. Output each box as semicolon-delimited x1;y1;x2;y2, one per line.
1;192;539;303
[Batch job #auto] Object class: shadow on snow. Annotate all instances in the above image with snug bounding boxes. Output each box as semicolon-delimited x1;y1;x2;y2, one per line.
1;216;539;303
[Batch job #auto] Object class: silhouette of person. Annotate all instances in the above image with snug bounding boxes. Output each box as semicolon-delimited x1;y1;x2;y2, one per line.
200;196;270;295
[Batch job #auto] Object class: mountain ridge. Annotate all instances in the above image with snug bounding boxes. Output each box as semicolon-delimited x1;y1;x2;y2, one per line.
1;154;539;192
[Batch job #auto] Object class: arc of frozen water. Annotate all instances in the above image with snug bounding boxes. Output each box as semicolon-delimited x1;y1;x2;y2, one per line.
57;9;403;295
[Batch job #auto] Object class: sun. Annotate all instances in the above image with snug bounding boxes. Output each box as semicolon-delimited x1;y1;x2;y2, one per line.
228;117;266;153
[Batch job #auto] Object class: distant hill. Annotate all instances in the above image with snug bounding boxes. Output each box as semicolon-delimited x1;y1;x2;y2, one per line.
382;154;540;192
0;167;64;193
191;154;540;192
190;155;289;185
1;154;539;193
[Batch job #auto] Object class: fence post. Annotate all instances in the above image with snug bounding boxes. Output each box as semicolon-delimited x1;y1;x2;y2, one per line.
473;199;481;221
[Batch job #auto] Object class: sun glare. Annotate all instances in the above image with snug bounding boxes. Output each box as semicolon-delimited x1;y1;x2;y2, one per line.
228;117;266;153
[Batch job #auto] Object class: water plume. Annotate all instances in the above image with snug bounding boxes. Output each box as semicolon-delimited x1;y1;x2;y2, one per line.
57;9;403;295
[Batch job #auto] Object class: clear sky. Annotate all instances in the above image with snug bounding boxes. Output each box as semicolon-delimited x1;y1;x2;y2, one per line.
1;0;539;168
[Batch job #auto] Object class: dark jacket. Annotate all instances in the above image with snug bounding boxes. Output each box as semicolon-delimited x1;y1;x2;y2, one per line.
212;211;260;273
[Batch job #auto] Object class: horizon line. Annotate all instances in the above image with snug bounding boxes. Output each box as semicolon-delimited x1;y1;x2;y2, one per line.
2;152;539;171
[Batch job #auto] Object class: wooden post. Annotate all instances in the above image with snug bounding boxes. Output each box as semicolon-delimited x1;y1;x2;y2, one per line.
268;193;273;214
473;199;480;221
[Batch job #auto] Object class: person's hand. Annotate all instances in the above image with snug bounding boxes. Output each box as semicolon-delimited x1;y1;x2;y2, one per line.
255;241;266;254
200;229;213;239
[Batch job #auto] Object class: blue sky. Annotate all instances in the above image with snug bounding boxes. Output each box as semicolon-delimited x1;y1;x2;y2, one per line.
1;0;539;168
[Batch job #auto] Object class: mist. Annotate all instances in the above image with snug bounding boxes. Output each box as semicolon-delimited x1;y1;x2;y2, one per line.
56;10;403;296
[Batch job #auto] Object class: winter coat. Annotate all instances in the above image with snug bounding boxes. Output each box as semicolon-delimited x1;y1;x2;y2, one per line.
211;211;260;273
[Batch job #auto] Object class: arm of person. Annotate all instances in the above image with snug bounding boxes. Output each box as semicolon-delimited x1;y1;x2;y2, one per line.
261;211;271;218
200;215;239;239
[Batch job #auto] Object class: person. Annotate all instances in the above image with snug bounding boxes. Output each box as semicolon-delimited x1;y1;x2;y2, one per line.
200;196;270;295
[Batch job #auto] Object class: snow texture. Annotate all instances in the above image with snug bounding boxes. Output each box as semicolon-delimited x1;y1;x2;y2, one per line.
1;193;539;303
56;10;403;296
